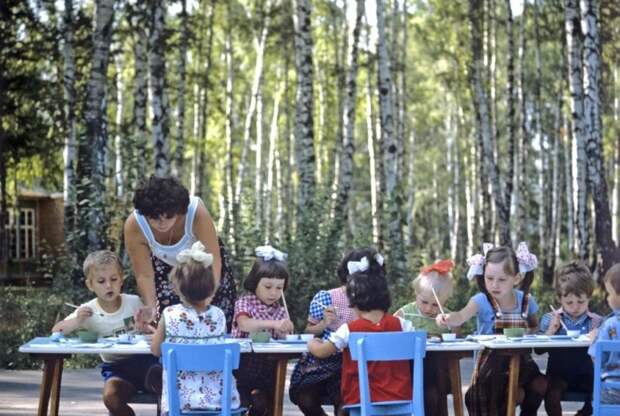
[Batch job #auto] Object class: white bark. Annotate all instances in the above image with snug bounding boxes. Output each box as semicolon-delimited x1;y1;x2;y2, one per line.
173;0;189;178
264;71;282;242
224;7;236;254
114;53;124;197
366;52;381;247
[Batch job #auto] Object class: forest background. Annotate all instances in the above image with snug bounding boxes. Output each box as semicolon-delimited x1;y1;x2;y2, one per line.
1;0;620;368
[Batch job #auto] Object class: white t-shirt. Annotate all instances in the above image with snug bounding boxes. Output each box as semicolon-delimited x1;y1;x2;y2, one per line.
64;294;145;361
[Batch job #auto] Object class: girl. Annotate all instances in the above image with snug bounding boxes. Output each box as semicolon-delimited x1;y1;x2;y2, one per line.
151;241;241;413
289;248;374;416
435;243;547;416
394;259;457;416
308;251;414;414
232;245;294;416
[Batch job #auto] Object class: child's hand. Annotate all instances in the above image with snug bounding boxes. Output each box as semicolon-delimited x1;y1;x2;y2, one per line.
76;306;94;322
588;327;599;342
435;313;450;327
322;307;337;327
274;319;294;334
547;313;562;335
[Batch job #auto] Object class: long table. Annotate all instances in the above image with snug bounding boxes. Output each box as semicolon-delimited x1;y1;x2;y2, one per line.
20;337;481;416
476;335;591;416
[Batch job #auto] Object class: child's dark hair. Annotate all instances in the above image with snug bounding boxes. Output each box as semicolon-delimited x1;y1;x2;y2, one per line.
243;258;289;292
474;245;535;317
554;261;593;298
603;263;620;296
336;247;386;284
134;176;190;218
169;262;215;305
346;269;391;312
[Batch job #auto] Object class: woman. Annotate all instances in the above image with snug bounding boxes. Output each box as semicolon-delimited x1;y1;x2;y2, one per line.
124;176;236;329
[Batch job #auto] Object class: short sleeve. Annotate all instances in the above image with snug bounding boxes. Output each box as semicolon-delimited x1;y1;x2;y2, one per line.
589;320;611;358
234;296;253;321
538;312;553;334
308;290;332;324
327;323;350;351
398;317;415;332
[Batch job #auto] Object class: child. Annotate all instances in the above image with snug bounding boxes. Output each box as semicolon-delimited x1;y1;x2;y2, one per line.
588;263;620;404
289;248;375;416
151;241;240;413
308;251;415;413
435;243;548;416
539;262;602;416
52;250;158;416
394;259;457;416
232;245;294;416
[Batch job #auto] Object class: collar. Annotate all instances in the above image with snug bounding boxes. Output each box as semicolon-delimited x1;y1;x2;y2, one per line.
557;308;597;325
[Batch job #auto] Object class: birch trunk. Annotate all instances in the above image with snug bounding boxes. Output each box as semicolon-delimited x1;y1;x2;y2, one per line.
470;0;510;244
447;106;459;260
326;0;363;249
224;5;236;254
565;0;589;260
76;0;114;255
376;0;406;279
580;0;620;273
63;0;77;241
366;52;382;247
535;0;548;267
255;85;264;232
613;67;619;244
264;71;282;242
515;3;528;242
114;53;124;197
149;0;170;176
292;0;316;211
173;0;188;178
565;111;576;254
504;0;516;239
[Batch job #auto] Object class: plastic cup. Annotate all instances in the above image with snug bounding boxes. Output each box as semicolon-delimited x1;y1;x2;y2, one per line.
441;333;457;341
299;334;314;341
566;329;580;338
77;330;98;343
503;328;525;338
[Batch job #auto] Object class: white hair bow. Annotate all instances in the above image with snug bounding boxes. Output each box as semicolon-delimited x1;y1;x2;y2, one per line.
516;242;538;273
255;245;287;262
347;257;369;275
177;241;214;267
466;242;494;280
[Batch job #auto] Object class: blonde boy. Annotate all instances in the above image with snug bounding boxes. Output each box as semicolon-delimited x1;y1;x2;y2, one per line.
52;250;157;416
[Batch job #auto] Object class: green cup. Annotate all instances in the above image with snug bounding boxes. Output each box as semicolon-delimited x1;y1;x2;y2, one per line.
250;331;270;343
77;330;99;343
503;328;525;338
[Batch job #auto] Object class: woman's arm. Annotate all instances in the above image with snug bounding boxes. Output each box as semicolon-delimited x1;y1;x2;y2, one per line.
124;216;157;309
150;318;166;357
436;297;479;328
193;200;222;285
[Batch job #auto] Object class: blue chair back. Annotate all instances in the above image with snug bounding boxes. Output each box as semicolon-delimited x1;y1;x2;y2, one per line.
348;331;426;416
593;340;620;416
161;342;241;416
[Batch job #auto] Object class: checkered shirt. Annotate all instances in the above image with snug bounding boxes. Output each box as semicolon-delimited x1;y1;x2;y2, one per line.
308;287;356;339
539;309;602;335
231;293;287;338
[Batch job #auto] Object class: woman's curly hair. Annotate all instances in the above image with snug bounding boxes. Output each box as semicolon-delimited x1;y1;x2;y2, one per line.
133;176;190;218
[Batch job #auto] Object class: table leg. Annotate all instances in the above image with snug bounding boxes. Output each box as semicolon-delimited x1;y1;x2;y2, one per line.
448;357;464;416
506;353;521;416
37;355;64;416
272;358;288;416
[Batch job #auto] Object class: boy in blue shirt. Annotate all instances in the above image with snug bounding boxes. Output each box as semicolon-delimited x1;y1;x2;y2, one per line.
539;262;602;416
588;263;620;404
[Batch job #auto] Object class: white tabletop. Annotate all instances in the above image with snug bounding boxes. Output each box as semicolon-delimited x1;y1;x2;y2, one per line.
475;334;591;349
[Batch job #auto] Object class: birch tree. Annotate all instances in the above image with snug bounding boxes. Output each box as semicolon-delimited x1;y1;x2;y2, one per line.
292;0;316;213
224;3;236;254
580;0;620;273
149;0;170;176
376;0;406;280
62;0;77;241
173;0;189;178
76;0;114;257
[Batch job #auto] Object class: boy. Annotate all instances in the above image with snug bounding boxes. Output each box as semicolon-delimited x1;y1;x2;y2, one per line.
52;250;157;416
539;261;602;416
588;263;620;404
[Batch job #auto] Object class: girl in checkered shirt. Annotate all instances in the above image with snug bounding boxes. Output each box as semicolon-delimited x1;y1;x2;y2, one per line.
232;245;294;416
289;248;370;416
436;243;548;416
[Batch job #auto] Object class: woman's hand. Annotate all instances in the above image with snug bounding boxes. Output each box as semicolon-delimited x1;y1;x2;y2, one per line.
134;306;156;332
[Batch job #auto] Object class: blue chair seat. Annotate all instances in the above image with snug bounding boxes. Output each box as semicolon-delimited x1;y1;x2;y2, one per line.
161;342;247;416
346;331;426;416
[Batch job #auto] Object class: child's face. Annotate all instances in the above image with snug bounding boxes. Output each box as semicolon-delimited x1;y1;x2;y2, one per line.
484;261;518;302
559;292;589;319
255;277;286;306
85;264;123;304
415;290;441;317
605;280;620;310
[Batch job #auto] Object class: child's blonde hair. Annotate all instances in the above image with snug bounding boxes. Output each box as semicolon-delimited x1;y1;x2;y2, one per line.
413;259;454;302
83;250;123;281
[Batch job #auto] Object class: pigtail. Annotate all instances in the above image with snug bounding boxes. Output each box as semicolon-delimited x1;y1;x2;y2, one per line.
476;274;501;318
519;270;534;318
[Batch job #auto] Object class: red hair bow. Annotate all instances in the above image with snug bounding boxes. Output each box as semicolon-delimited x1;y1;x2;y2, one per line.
420;259;454;275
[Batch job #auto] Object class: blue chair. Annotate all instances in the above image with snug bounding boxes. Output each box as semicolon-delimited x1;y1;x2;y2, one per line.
161;342;246;416
343;331;426;416
593;340;620;416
